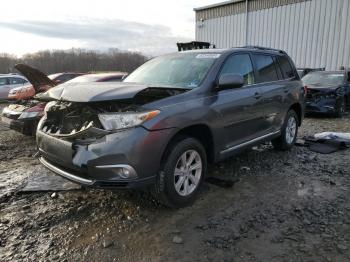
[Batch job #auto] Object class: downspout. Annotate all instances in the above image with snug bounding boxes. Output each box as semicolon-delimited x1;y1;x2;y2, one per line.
245;0;248;45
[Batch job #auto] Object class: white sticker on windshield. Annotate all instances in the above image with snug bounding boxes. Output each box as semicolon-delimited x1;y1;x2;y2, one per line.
196;54;221;59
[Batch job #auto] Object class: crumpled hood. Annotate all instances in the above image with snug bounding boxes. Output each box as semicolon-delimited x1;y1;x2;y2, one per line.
42;82;150;102
306;84;342;93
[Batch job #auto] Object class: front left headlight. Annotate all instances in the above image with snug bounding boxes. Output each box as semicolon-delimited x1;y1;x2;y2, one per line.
98;110;160;131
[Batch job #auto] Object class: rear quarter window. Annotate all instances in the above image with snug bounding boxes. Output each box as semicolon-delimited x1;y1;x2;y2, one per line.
10;77;25;84
253;54;279;83
277;56;295;79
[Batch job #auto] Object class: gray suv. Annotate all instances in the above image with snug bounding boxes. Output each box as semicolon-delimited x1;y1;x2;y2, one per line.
37;46;305;207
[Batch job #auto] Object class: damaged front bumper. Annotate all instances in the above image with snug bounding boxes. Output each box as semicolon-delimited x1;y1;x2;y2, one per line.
1;107;38;135
305;98;338;114
37;124;174;189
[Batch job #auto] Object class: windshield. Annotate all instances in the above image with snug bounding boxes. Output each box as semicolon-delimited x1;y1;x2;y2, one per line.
302;72;345;86
124;53;219;88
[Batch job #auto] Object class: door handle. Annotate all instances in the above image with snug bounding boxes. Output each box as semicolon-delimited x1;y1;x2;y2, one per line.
283;87;289;93
254;92;261;99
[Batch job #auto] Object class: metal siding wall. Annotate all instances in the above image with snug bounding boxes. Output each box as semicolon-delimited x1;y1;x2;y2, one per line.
195;0;350;70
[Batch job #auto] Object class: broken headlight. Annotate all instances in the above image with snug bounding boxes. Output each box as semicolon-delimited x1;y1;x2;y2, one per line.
98;110;160;130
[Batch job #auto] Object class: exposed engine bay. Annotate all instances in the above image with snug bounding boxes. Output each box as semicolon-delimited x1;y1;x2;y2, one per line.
39;87;188;139
41;101;136;137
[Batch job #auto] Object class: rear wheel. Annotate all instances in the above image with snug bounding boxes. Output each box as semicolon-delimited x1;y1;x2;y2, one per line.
272;109;298;151
153;137;207;208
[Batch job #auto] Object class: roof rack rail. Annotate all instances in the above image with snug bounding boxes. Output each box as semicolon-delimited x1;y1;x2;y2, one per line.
241;46;286;54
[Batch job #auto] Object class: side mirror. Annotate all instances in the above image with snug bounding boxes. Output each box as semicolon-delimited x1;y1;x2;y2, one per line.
218;73;244;90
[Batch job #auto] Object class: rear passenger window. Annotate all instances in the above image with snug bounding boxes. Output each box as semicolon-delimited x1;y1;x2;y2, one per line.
277;56;295;79
220;54;255;85
253;54;279;83
10;78;25;84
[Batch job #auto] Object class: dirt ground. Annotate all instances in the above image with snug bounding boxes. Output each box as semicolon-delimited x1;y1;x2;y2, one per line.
0;103;350;262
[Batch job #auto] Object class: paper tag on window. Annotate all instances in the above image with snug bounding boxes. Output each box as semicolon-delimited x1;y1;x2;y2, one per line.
196;54;221;59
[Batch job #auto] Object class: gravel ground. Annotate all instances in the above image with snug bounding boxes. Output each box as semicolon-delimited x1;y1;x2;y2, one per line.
0;103;349;261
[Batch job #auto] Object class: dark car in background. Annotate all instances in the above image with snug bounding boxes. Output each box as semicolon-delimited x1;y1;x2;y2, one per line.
302;70;350;117
36;46;305;207
297;67;325;78
1;70;127;135
48;72;85;84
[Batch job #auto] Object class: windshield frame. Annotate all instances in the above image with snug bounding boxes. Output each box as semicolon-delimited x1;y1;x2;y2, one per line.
124;52;220;89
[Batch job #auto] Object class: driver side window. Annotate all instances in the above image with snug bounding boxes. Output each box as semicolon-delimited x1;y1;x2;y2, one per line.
220;54;255;85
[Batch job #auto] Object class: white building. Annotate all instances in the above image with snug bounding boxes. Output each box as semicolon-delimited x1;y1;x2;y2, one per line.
194;0;350;70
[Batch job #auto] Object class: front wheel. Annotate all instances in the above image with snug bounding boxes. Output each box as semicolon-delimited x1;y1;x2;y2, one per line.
153;137;207;208
272;109;298;151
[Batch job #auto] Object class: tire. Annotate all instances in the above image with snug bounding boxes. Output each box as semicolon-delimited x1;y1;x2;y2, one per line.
334;97;346;118
272;109;298;151
153;136;207;208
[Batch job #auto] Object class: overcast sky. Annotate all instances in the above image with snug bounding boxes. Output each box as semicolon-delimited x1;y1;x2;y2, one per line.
0;0;218;56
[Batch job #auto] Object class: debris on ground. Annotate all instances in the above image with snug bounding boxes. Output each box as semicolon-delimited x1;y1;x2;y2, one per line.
172;236;183;244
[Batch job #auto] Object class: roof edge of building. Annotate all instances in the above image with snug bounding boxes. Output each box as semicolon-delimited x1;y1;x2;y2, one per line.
193;0;244;11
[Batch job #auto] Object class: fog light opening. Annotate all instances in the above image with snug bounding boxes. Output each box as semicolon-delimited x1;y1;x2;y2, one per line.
118;168;131;179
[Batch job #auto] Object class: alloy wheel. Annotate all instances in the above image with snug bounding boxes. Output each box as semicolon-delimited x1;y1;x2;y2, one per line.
174;150;202;196
286;116;297;144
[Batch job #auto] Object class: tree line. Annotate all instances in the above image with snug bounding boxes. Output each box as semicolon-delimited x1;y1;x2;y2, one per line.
0;48;148;74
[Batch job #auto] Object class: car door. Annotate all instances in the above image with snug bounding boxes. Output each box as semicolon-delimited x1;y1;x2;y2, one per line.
251;53;286;132
0;77;11;99
212;53;267;151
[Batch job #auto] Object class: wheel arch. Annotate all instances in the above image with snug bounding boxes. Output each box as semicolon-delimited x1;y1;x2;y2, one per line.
289;103;303;126
161;124;215;165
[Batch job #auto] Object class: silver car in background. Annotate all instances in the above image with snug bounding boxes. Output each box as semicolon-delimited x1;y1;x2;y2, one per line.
0;75;29;100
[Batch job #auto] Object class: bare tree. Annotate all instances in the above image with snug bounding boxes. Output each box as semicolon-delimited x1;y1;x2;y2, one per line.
0;49;148;74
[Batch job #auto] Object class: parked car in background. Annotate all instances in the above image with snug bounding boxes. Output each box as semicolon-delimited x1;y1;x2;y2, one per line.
297;67;325;78
36;46;305;207
0;74;29;100
1;71;127;135
48;72;85;84
302;70;350;117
